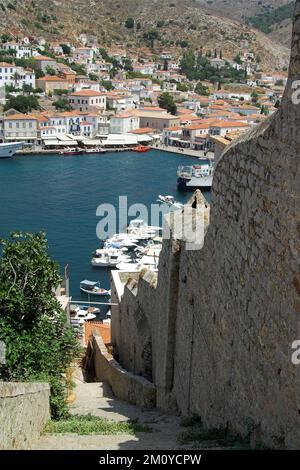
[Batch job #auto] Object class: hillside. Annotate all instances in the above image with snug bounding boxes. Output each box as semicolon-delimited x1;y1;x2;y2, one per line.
0;0;290;69
195;0;293;47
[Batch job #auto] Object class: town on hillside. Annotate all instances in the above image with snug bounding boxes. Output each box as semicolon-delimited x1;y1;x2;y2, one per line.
0;32;288;155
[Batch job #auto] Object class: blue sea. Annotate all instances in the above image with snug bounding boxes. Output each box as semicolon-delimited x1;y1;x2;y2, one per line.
0;150;210;302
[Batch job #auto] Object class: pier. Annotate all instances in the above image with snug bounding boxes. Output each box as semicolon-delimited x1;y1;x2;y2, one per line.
151;143;214;160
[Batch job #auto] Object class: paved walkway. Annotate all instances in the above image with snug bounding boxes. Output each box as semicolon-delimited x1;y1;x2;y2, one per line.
33;376;194;450
152;144;214;160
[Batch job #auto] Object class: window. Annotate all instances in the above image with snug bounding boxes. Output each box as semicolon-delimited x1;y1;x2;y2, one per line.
23;123;26;129
16;123;20;129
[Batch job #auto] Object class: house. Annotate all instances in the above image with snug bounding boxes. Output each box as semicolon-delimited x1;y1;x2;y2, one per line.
34;55;58;73
3;113;38;144
36;76;69;93
132;109;181;131
72;47;95;63
68;90;107;112
209;120;249;136
162;81;177;92
106;92;136;112
0;62;35;88
1;42;37;59
210;58;226;69
110;112;140;134
132;63;155;75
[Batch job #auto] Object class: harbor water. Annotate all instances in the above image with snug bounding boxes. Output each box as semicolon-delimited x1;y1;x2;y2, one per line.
0;150;211;302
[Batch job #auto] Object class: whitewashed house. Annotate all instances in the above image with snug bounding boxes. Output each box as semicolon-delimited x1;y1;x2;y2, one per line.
110;112;140;134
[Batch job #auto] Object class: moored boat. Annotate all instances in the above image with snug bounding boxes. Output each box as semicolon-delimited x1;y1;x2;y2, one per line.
60;147;84;156
80;280;110;296
177;162;214;191
133;145;151;153
0;142;24;159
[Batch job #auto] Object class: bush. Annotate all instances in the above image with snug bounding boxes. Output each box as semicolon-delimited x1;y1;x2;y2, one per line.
0;232;79;419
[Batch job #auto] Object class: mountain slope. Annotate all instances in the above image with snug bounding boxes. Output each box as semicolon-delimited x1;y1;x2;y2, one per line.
0;0;290;68
195;0;293;47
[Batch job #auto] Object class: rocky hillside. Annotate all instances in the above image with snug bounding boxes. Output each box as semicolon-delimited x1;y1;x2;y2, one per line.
195;0;293;47
0;0;290;68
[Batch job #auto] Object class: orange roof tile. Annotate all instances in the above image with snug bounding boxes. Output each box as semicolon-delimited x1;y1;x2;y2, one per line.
84;321;111;346
70;90;106;97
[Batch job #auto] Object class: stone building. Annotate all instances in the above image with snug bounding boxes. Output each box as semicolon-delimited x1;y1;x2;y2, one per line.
110;1;300;449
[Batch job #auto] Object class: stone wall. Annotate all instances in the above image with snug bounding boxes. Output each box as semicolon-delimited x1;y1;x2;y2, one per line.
110;1;300;449
89;333;156;409
0;382;50;449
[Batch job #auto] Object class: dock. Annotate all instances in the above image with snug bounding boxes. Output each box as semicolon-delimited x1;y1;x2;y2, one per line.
151;143;214;160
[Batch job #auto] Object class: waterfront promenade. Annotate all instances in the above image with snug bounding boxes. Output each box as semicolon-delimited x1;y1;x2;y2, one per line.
151;143;214;160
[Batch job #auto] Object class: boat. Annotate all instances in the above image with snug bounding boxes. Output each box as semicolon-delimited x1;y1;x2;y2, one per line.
126;219;162;240
177;162;214;191
133;145;151;153
84;148;106;154
157;195;184;210
104;234;139;249
70;304;99;324
80;280;110;296
91;250;131;267
60;147;84;156
0;142;24;159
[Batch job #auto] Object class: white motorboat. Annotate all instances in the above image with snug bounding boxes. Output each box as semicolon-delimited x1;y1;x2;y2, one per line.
126;219;162;240
85;147;106;154
157;195;184;210
70;305;99;324
91;250;130;267
116;255;158;272
0;142;24;159
80;280;110;296
104;233;139;249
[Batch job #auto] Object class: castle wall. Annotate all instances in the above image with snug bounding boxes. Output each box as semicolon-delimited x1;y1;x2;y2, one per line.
111;0;300;449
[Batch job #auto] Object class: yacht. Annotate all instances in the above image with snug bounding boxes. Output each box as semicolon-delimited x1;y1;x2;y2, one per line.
104;234;139;249
0;142;24;159
126;219;162;240
177;162;214;190
91;249;130;267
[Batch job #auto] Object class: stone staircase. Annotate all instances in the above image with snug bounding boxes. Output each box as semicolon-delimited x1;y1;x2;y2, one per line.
33;376;192;450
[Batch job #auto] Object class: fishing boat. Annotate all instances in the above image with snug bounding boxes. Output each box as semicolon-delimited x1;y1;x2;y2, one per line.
177;162;214;191
0;142;24;159
157;195;184;210
60;147;84;156
133;145;150;153
80;280;110;296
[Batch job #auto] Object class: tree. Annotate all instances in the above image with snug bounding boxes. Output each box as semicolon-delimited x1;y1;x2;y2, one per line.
158;92;177;115
60;44;71;55
234;54;242;65
163;59;169;71
143;29;159;49
125;17;135;29
0;232;79;419
53;97;72;111
101;80;114;91
3;95;41;113
195;82;210;96
251;91;259;104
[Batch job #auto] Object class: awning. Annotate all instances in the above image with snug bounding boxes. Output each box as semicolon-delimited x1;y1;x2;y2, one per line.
43;139;78;146
82;139;102;146
102;135;138;146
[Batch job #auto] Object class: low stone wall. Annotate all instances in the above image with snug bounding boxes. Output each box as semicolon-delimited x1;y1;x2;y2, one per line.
0;382;50;449
90;334;156;409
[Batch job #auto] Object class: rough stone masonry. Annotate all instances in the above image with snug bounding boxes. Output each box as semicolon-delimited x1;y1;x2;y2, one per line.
111;1;300;449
